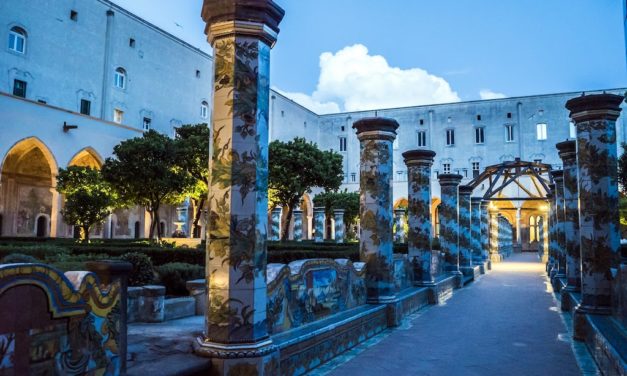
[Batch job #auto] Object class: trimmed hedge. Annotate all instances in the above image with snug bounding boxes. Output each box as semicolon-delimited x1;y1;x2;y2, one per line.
156;262;204;296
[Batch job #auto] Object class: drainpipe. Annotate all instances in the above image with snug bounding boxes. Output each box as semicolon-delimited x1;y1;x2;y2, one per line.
100;10;114;119
516;102;522;158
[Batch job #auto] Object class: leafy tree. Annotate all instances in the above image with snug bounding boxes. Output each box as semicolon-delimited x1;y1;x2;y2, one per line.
269;137;343;241
175;124;209;237
56;166;118;242
102;130;194;241
313;190;360;241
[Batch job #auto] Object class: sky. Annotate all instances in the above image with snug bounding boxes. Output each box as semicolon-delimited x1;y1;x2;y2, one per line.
112;0;626;114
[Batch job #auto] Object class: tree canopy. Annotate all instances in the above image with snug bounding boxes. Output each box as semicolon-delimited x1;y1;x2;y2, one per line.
101;130;194;240
618;143;627;195
56;166;118;242
269;137;343;240
313;190;360;241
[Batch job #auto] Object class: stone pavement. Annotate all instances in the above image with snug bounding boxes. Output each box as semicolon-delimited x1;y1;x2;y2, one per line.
320;253;586;376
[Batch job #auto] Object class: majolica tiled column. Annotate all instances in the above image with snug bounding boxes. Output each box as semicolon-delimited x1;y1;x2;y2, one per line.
471;197;482;263
566;94;623;319
538;216;546;262
547;185;557;277
489;212;500;262
394;208;407;243
334;209;345;243
293;207;303;242
197;1;284;372
354;117;399;303
551;170;567;281
480;201;490;263
313;207;325;243
270;207;282;241
557;140;581;292
403;149;436;284
458;185;473;267
438;174;463;283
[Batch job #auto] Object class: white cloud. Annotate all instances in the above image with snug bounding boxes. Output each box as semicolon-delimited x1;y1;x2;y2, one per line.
479;89;507;100
273;88;341;114
276;44;460;114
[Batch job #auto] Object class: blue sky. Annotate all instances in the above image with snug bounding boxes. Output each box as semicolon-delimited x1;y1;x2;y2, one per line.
112;0;626;113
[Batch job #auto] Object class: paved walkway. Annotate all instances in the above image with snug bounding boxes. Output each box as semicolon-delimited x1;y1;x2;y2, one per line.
321;253;583;376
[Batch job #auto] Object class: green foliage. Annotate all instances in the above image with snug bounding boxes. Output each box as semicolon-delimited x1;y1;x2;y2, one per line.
119;252;155;286
57;166;118;242
156;262;204;296
313;190;360;240
52;261;86;272
269;137;344;240
102;130;195;240
1;253;40;264
619;143;627;195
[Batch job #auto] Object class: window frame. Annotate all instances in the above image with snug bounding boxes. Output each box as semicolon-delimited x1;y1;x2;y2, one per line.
505;124;515;142
443;163;451;174
12;79;27;98
536;123;547;141
114;68;126;89
200;101;209;119
80;99;91;116
446;128;455;146
8;27;26;54
339;136;347;152
474;127;485;144
113;108;124;124
143;117;152;131
417;130;427;147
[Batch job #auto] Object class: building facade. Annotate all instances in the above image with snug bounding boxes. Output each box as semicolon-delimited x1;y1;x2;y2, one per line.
1;0;625;247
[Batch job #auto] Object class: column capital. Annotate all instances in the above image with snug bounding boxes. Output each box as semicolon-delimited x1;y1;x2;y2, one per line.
271;206;282;213
565;93;624;122
471;196;483;204
437;173;463;186
313;206;325;213
556;140;576;163
480;200;490;208
201;0;285;47
353;117;399;141
459;185;474;196
402;149;436;166
333;208;345;215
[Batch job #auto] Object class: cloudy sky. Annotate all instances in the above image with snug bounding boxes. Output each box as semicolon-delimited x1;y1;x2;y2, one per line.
112;0;626;114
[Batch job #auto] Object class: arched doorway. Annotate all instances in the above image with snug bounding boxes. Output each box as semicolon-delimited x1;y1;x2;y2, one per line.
0;137;58;237
134;221;141;239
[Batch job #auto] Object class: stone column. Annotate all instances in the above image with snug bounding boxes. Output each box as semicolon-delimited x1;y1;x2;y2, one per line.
354;117;399;303
538;216;546;262
403;149;436;284
313;207;325;243
489;212;500;262
270;207;281;241
557;140;581;293
394;208;406;243
293;207;303;242
551;170;567;281
480;201;490;263
566;93;623;319
458;185;473;267
471;197;482;263
197;1;285;373
547;185;557;277
334;209;345;243
438;174;463;283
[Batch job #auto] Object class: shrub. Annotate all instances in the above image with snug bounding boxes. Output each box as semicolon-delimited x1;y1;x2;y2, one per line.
120;252;155;286
156;262;204;296
1;253;41;264
52;261;86;272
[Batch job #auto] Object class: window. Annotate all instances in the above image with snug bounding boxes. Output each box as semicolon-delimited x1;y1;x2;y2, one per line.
113;109;124;124
37;99;46;104
339;137;347;151
281;110;285;117
8;27;26;54
443;163;451;174
143;117;151;130
341;126;345;132
196;69;200;78
534;159;542;164
507;112;512;119
569;121;576;139
70;10;78;21
505;124;515;142
446;129;455;146
476;114;482;121
419;119;424;125
12;79;27;98
536;123;547;140
114;68;126;89
475;127;485;144
472;162;480;178
80;99;91;115
129;38;136;48
417;130;427;147
351;173;356;182
200;101;209;119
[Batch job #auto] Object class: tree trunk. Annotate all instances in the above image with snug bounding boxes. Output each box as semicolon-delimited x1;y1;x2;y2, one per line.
280;204;294;242
155;207;162;241
148;210;156;241
192;197;205;238
82;225;90;243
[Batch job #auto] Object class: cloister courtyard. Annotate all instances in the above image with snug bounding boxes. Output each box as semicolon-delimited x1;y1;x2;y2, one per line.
1;1;626;375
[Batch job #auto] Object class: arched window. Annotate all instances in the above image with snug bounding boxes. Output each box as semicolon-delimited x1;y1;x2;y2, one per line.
529;216;536;242
114;67;126;89
200;101;208;119
8;26;26;54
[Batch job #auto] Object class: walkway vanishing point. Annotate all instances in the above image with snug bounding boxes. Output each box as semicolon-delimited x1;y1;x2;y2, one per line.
313;253;594;376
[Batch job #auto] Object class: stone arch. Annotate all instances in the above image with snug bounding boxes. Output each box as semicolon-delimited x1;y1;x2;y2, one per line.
301;193;313;240
68;147;103;169
431;198;441;238
1;137;59;236
394;197;408;209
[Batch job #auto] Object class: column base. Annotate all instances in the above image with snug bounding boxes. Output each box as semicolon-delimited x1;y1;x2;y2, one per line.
194;337;278;375
450;270;463;289
573;304;613;342
367;295;398;304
